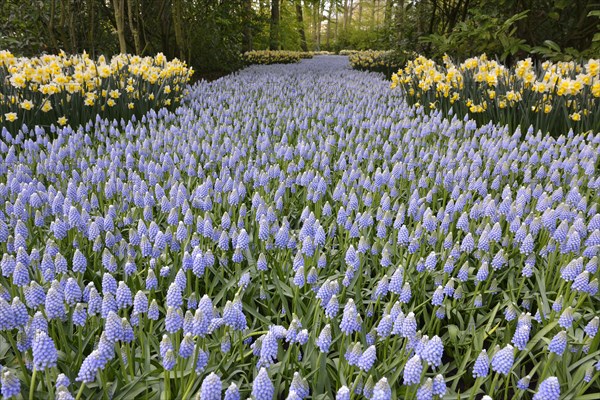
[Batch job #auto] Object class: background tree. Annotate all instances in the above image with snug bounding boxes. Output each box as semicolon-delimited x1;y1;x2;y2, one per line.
0;0;598;76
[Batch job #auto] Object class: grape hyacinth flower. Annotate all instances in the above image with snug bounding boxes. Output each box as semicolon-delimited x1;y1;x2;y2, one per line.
491;345;514;375
290;372;309;399
404;355;423;385
200;372;221;400
358;345;377;372
32;330;58;370
416;378;433;400
533;377;560;400
76;351;102;383
517;375;531;390
336;386;350;400
224;383;240;400
473;350;489;378
1;370;20;398
316;324;332;353
372;377;391;400
548;331;567;356
252;368;274;400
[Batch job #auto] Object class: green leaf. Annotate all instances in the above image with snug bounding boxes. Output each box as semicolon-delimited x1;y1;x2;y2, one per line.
543;40;562;52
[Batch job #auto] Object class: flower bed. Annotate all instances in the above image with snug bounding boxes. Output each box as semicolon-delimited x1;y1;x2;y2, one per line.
0;51;193;132
242;50;313;65
348;50;413;78
0;55;598;400
392;54;600;136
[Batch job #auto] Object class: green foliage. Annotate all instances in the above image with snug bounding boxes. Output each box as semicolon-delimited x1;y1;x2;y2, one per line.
0;0;49;55
186;0;246;74
420;10;530;63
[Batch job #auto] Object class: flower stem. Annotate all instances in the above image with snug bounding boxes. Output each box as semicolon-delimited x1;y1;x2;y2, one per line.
29;368;37;400
75;382;86;400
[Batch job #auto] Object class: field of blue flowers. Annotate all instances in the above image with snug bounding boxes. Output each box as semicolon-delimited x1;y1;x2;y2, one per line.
0;55;599;399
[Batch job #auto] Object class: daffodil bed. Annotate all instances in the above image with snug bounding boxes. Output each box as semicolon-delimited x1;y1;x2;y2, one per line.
242;51;314;66
391;55;600;136
0;51;193;132
348;50;411;77
0;55;599;400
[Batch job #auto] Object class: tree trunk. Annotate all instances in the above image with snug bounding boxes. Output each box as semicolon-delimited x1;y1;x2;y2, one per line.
396;0;404;46
69;0;77;52
270;0;280;50
371;0;376;30
172;0;186;59
335;1;339;44
428;0;438;35
296;0;308;51
113;0;127;53
343;0;348;30
348;0;353;29
48;0;58;52
318;0;324;50
312;0;319;50
242;0;253;52
445;0;463;34
326;1;331;49
128;0;142;54
59;0;68;52
384;0;392;26
358;0;363;25
88;0;95;56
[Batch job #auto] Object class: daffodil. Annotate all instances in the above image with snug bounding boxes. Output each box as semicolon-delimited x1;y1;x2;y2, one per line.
20;99;34;110
57;116;68;126
41;101;53;112
4;112;17;122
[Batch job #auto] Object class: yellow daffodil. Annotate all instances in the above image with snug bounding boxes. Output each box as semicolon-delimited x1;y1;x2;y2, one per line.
41;101;53;112
57;116;68;126
4;112;17;122
20;99;34;110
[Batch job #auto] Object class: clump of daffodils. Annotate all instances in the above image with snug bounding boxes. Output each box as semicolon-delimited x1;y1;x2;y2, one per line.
242;50;313;65
0;50;193;130
348;50;416;78
391;54;600;136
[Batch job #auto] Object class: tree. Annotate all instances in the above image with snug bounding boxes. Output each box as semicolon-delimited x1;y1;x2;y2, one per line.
270;0;281;50
127;0;142;54
296;0;308;51
242;0;253;52
172;0;186;60
112;0;127;53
